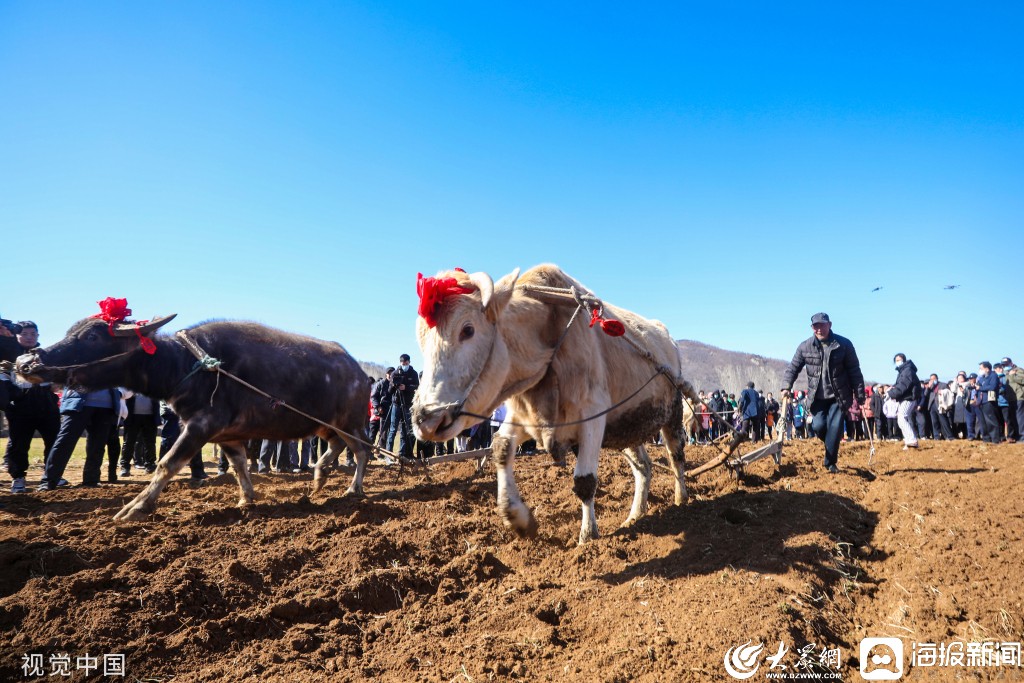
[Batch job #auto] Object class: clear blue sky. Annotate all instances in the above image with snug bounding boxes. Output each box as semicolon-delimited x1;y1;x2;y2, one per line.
2;2;1021;385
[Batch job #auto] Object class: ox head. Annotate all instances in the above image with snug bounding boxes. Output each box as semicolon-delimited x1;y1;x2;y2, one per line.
15;314;177;385
412;268;520;441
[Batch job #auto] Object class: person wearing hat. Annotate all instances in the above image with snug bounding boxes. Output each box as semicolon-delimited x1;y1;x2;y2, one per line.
1005;358;1024;442
782;313;866;473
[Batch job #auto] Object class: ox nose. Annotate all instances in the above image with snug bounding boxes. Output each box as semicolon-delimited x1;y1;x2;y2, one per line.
412;403;459;440
14;351;40;375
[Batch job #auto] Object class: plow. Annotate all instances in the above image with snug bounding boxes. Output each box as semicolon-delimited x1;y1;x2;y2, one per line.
401;395;795;485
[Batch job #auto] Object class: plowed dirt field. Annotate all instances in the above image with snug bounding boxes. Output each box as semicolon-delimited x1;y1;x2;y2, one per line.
2;437;1022;681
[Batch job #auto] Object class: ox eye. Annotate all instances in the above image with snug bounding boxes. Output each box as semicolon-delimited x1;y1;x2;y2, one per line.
459;324;475;342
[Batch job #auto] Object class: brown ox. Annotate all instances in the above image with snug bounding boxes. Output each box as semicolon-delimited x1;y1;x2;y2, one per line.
412;264;692;545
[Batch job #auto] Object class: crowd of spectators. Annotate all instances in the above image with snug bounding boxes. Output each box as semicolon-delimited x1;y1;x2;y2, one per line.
689;355;1022;448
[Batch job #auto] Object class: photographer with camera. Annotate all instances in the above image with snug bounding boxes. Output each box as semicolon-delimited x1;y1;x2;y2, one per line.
0;318;22;419
385;354;418;460
0;317;24;363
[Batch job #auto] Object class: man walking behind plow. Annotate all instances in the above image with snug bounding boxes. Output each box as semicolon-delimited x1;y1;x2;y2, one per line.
782;312;866;473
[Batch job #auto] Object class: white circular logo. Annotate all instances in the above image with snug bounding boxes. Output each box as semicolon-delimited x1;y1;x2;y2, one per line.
724;640;765;679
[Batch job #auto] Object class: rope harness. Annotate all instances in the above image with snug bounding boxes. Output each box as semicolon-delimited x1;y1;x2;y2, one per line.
451;282;742;447
173;331;400;461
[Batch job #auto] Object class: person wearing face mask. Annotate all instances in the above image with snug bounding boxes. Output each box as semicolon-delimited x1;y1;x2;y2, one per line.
782;312;866;473
386;354;419;460
885;353;922;450
975;362;1003;444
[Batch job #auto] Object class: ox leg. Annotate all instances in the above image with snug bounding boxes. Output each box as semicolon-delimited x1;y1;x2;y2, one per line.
575;418;604;545
310;435;344;496
113;423;209;521
342;434;372;497
662;420;689;506
221;441;255;508
493;425;536;537
621;445;652;527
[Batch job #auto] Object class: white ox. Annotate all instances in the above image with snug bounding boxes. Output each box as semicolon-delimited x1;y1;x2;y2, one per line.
412;264;692;545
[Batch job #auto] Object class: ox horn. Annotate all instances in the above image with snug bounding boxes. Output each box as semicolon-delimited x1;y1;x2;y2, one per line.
111;314;178;337
470;268;520;323
468;271;494;309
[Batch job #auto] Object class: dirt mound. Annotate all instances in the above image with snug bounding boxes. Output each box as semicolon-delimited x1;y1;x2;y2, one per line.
1;439;1022;681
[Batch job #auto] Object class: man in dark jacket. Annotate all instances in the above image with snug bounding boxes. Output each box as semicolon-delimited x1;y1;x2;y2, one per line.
386;354;419;459
926;374;953;440
1006;357;1024;443
886;353;922;449
3;322;60;494
119;392;161;476
975;361;1003;444
782;312;865;473
0;318;26;416
369;367;395;449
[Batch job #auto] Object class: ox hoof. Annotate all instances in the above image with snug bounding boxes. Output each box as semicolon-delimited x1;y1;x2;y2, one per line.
343;486;365;498
622;515;642;528
114;503;154;522
674;489;689;506
310;477;326;496
508;512;539;539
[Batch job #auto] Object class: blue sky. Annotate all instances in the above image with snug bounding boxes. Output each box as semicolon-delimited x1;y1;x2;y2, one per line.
1;2;1021;385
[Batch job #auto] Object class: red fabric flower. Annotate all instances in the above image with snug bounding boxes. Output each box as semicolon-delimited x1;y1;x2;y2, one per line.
417;271;474;328
88;297;158;354
90;297;132;334
589;308;626;337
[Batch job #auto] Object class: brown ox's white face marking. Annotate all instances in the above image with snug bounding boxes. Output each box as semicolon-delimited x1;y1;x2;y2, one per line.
412;269;518;442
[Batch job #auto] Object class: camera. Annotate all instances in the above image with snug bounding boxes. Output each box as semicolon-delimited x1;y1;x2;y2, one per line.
0;318;23;335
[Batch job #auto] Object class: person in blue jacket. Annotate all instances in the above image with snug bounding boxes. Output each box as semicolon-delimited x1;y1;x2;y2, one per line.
974;361;1003;444
40;387;120;490
738;382;760;441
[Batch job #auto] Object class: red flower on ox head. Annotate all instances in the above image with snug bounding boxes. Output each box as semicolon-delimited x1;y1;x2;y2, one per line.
416;269;474;328
90;297;132;328
88;297;158;355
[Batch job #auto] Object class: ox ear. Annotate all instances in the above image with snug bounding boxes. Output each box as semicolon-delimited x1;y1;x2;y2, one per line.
473;267;519;323
111;314;178;338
